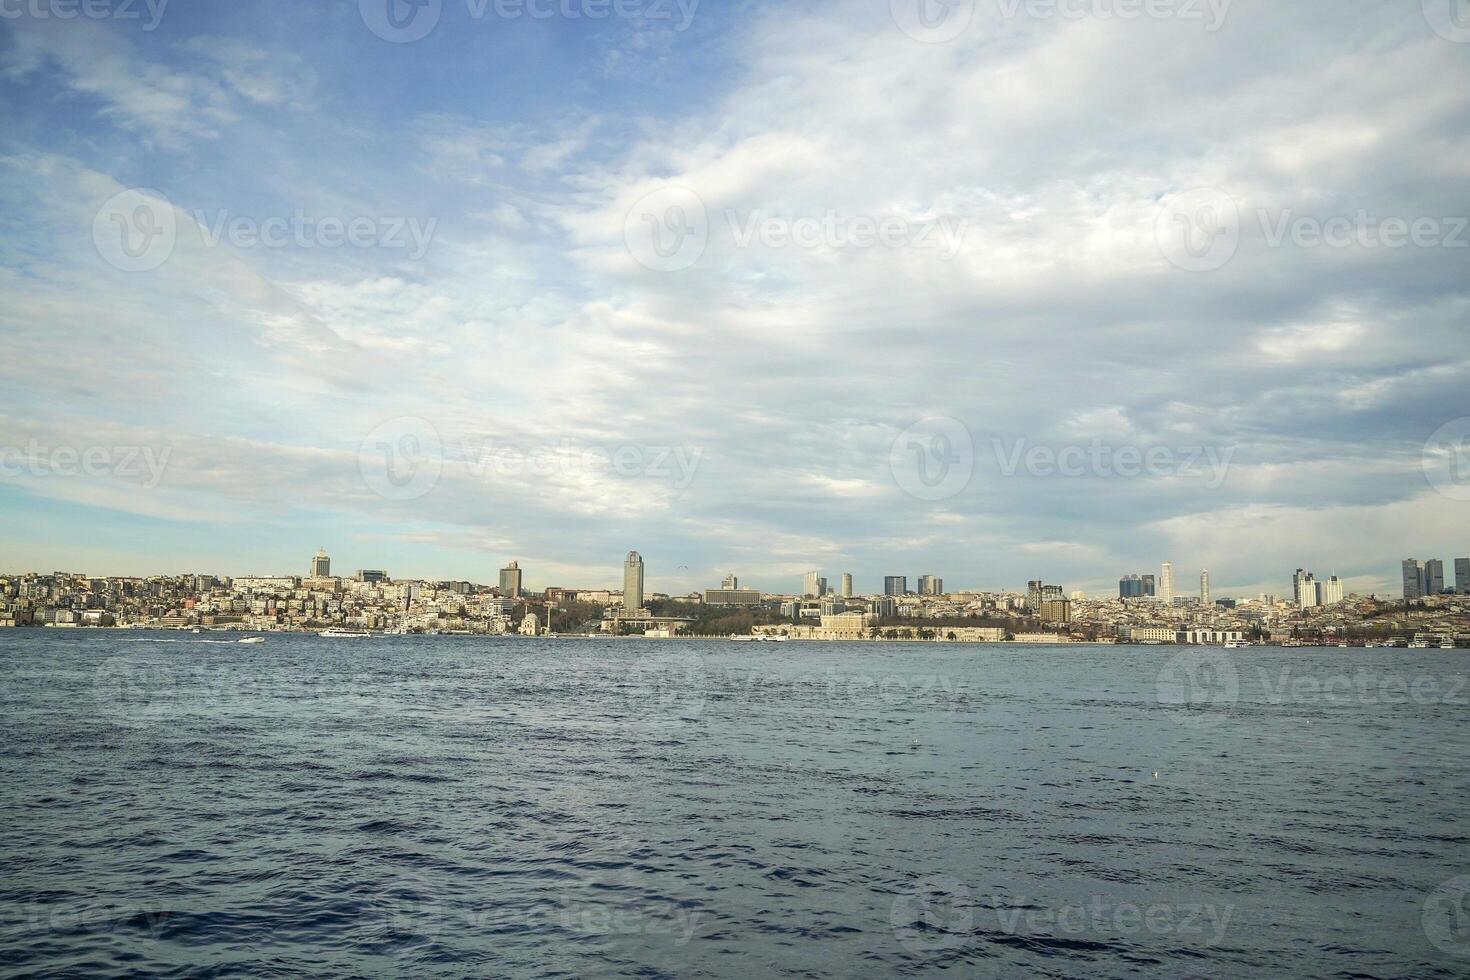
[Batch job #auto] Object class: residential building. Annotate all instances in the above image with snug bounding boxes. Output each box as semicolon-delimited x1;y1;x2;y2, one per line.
1159;562;1175;603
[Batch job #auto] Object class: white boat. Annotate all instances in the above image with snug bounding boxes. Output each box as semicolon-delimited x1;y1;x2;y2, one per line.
238;636;265;645
1441;642;1455;649
1225;641;1238;649
319;627;371;638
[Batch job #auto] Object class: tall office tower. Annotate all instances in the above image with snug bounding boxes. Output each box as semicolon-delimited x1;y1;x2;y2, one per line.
499;561;523;598
310;548;331;578
722;573;739;590
802;570;821;598
884;576;908;596
818;577;829;596
917;575;942;595
1141;574;1156;596
840;573;853;598
1425;559;1445;595
1402;559;1426;599
1159;562;1175;603
1118;576;1131;598
623;552;645;610
1456;558;1470;595
1293;568;1318;609
1318;575;1344;606
1200;569;1210;605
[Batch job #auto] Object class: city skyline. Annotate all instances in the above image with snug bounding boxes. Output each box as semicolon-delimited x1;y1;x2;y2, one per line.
1;3;1467;601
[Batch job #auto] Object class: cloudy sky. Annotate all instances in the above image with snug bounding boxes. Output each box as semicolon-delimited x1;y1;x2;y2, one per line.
1;0;1467;597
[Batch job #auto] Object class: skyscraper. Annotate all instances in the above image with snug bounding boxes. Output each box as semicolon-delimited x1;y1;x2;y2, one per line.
1317;575;1344;606
803;571;821;598
1200;569;1210;605
623;552;645;611
1293;568;1318;609
499;561;523;598
1402;559;1426;599
884;576;908;597
1159;562;1174;603
310;548;331;578
1141;574;1156;597
918;575;942;595
722;573;739;590
1456;558;1469;595
840;573;853;598
1425;559;1445;595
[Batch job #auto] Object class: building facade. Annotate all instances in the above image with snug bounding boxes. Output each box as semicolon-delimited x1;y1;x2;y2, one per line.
623;552;645;611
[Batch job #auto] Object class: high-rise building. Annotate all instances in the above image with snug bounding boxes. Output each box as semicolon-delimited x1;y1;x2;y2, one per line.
722;573;739;590
499;561;523;599
918;575;942;595
1141;574;1156;597
1293;568;1318;609
310;548;331;578
840;573;853;598
1402;559;1426;599
1159;562;1175;603
623;552;645;611
884;576;908;596
871;596;897;618
803;571;821;598
1425;559;1445;595
1456;558;1470;595
1317;575;1344;606
1199;569;1209;605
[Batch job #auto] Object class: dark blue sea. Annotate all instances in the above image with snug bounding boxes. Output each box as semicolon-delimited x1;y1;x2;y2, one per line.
1;631;1467;977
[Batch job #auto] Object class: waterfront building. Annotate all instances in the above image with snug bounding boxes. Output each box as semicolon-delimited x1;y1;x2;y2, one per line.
624;552;645;611
705;585;763;606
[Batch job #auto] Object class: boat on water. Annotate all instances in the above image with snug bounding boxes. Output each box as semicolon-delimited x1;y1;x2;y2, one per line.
238;636;265;645
319;627;372;638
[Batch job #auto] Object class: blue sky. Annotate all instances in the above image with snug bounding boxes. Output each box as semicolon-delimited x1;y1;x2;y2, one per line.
1;0;1468;597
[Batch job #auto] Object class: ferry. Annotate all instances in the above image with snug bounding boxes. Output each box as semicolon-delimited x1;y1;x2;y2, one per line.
319;627;372;638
